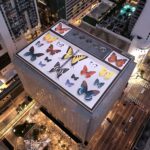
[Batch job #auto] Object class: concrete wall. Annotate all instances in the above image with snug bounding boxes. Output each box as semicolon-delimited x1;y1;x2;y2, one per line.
13;55;91;141
13;53;135;142
131;1;150;39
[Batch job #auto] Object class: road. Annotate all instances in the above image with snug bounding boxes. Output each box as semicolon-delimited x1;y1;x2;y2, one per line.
89;75;150;150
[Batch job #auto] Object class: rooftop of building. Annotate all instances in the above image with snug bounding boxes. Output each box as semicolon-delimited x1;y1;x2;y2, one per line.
15;20;135;111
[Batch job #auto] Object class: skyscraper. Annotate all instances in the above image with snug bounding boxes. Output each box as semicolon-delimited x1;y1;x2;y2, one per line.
0;0;41;58
45;0;97;21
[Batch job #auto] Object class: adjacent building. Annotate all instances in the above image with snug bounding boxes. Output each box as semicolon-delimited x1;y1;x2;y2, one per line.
44;0;97;21
14;20;135;146
0;0;41;59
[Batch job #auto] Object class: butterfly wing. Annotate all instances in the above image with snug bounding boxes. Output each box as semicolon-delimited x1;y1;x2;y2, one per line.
81;65;88;75
65;79;74;87
62;46;73;59
85;71;96;78
43;33;58;43
55;23;62;31
71;55;88;66
39;61;46;67
77;80;87;95
85;90;100;101
108;53;117;62
94;79;105;88
57;68;69;78
104;71;114;80
71;74;79;80
39;43;44;47
24;46;34;56
81;65;95;78
55;23;70;34
46;44;53;53
35;41;40;46
116;59;127;67
45;57;51;62
99;66;107;77
49;62;60;73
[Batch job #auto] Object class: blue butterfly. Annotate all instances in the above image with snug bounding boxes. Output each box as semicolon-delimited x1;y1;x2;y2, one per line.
24;46;44;61
39;61;46;67
35;41;44;47
65;79;74;87
49;62;69;78
56;41;64;47
77;80;100;101
94;79;105;88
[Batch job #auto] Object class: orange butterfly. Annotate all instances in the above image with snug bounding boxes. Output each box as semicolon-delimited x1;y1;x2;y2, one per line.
55;23;70;34
80;65;96;78
108;53;127;68
46;44;61;55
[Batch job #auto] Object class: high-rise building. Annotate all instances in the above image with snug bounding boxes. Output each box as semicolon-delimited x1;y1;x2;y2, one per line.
0;0;41;58
131;0;150;39
128;0;146;35
44;0;97;21
14;20;135;147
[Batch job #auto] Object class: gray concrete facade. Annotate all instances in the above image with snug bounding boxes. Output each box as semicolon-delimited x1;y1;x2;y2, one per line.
13;20;135;143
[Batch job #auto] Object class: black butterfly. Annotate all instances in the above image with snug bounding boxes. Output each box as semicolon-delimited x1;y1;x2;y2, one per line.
44;57;52;62
39;61;46;67
49;62;69;78
24;46;44;61
71;74;79;80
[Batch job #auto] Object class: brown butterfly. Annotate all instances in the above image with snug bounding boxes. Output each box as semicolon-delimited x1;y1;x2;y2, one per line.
55;23;70;34
108;52;127;68
46;44;61;55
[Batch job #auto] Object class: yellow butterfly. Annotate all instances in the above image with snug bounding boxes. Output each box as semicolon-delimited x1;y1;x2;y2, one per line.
99;66;114;80
62;46;88;66
43;33;58;43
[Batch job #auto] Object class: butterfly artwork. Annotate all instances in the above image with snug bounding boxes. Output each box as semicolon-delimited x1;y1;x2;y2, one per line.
107;52;127;68
80;65;96;78
94;79;105;88
39;61;46;67
71;74;79;81
77;80;100;101
44;57;52;62
24;46;44;61
35;41;44;47
99;66;114;80
56;41;64;47
43;33;58;43
90;61;98;68
49;62;69;78
62;46;88;66
46;44;61;55
54;22;71;35
65;79;74;87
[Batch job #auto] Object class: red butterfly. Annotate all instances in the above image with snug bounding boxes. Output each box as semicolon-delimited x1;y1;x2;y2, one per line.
46;44;61;55
55;23;70;34
108;52;127;68
80;65;96;78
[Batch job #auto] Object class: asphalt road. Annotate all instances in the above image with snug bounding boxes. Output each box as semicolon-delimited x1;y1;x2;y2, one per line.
90;76;149;150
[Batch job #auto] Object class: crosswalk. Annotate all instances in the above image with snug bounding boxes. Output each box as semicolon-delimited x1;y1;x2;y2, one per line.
139;82;150;89
126;94;145;109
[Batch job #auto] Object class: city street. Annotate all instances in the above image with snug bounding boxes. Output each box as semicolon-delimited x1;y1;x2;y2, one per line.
89;74;150;150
